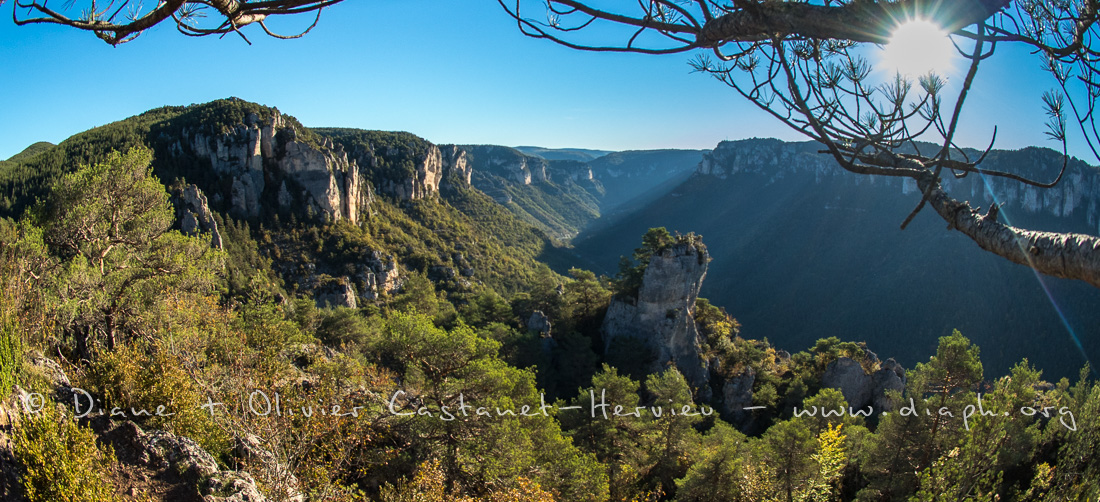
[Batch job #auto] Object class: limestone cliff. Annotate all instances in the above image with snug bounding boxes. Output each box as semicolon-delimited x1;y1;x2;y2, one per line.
547;159;594;181
698;138;1100;232
316;130;473;201
171;111;368;223
348;142;441;200
440;145;473;187
168;108;483;222
602;240;711;393
462;145;549;185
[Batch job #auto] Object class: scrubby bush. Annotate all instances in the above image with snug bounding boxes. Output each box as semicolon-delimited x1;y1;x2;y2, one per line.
12;405;116;502
82;341;230;458
0;310;22;397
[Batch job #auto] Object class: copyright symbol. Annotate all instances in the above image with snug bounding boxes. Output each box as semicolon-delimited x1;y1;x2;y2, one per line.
19;392;45;414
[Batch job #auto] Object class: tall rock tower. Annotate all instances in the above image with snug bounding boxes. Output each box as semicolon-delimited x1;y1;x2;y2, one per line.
602;239;711;395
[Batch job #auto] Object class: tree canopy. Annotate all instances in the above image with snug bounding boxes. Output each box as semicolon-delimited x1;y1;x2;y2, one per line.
35;147;223;357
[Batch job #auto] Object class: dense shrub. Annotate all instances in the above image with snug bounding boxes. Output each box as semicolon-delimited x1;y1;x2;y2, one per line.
12;405;116;502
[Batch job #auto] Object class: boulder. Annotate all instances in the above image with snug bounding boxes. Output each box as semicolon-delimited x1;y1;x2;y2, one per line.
527;311;552;337
822;356;908;411
822;357;873;409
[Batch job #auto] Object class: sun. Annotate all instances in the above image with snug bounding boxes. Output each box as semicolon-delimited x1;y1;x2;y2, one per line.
879;19;957;77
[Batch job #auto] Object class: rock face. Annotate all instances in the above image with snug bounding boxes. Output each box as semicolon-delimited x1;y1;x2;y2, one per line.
278;134;365;223
440;144;473;186
315;276;358;309
176;110;370;223
822;356;907;411
721;367;756;424
174;184;224;249
359;251;401;301
698;138;1100;230
463;145;550;185
602;241;711;393
527;310;552;336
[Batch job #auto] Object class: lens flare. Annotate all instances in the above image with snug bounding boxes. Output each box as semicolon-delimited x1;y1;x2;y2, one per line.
880;19;956;77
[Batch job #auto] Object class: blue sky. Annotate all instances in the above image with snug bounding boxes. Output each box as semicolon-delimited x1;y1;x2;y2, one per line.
0;1;1087;163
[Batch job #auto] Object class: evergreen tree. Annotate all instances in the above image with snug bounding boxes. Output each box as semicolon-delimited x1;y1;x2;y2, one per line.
36;147;223;358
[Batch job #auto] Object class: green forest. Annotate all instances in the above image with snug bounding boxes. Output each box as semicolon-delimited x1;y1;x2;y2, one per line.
0;101;1099;502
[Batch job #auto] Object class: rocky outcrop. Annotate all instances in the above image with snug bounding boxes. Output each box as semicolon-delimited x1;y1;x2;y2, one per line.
174;110;368;223
101;421;286;502
602;241;711;394
291;250;399;305
822;358;873;410
873;358;907;411
822;356;906;411
315;276;358;309
527;310;552;337
721;367;755;425
359;251;400;301
454;252;474;278
174;184;224;249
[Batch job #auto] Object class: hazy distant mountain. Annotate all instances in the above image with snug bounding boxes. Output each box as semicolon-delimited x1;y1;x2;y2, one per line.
588;149;707;214
460;144;604;241
514;146;613;162
572;138;1100;381
456;146;708;240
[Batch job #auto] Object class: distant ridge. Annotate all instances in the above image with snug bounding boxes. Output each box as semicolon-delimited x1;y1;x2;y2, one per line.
514;146;614;162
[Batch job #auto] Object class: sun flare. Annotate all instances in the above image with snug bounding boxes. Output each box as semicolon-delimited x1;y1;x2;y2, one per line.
880;19;956;77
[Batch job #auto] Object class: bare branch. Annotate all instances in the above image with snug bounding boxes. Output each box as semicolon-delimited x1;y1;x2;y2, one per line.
12;0;342;44
499;0;1010;54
